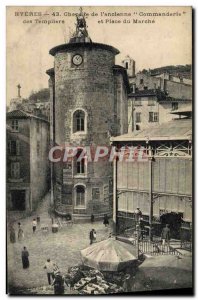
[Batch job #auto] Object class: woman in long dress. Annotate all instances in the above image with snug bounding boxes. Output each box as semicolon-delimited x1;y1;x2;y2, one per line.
21;247;29;269
18;227;24;241
10;226;16;243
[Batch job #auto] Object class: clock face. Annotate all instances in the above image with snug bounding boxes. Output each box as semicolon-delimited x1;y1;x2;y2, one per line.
72;54;83;66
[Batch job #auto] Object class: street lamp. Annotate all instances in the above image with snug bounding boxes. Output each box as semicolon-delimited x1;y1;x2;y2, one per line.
148;155;155;241
134;208;142;259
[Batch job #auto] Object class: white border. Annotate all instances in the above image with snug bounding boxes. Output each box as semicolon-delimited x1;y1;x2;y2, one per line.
1;1;196;299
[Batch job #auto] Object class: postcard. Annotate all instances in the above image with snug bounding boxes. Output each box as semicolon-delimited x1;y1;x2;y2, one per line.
6;6;192;295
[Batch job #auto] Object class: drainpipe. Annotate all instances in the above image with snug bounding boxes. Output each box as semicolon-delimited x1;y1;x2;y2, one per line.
148;154;154;241
113;155;118;235
132;83;136;132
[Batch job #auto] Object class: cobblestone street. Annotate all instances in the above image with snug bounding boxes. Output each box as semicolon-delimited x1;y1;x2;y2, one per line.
7;193;112;292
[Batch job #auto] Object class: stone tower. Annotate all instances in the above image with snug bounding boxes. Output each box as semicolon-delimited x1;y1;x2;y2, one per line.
47;9;130;221
122;55;136;78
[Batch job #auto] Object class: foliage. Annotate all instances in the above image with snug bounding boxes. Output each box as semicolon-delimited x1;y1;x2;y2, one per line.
29;88;50;103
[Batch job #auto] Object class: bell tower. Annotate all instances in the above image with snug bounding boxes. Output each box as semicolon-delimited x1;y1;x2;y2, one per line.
122;55;136;78
47;8;129;221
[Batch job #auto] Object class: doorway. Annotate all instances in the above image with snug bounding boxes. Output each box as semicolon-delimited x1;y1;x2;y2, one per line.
11;190;26;211
160;212;182;239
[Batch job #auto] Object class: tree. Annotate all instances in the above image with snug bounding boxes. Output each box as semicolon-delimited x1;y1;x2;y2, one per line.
29;88;50;103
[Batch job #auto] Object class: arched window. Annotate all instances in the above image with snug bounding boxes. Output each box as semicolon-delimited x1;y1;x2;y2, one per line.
76;185;85;207
73;110;85;132
125;62;128;69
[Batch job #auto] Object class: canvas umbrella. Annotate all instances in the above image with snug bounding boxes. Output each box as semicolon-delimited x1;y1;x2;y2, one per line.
80;237;138;272
131;255;192;292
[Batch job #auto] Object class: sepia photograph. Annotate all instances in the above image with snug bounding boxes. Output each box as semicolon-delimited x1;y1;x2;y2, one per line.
6;6;193;295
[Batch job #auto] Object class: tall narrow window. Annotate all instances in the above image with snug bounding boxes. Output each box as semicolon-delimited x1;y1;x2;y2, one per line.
8;141;20;155
11;120;19;131
76;185;85;207
73;110;85;132
76;149;85;174
11;162;20;179
136;112;141;123
37;141;40;156
125;62;128;69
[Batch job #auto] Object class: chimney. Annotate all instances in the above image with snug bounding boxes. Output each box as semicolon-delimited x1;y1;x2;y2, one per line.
132;83;136;93
132;60;136;77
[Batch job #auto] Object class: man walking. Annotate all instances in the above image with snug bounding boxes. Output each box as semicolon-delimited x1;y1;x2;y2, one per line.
161;224;170;247
44;258;58;285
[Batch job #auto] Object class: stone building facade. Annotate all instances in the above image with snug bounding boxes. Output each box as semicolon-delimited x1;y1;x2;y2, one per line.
7;110;50;214
47;13;129;220
128;89;192;132
122;56;192;132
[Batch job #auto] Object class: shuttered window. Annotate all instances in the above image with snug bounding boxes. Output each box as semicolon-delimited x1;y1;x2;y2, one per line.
11;162;20;179
8;141;20;155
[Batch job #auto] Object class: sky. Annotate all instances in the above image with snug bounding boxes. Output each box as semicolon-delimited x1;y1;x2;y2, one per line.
6;6;192;103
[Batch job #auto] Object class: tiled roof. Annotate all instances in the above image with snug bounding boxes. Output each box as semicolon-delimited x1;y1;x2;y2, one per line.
111;118;192;142
128;89;192;102
6;110;30;118
6;110;49;123
159;96;192;102
128;89;157;97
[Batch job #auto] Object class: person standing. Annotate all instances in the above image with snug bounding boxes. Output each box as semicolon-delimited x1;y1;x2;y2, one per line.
89;229;94;245
18;226;24;242
21;247;29;269
135;208;142;222
123;274;131;293
91;214;95;223
103;214;109;227
32;219;37;233
93;229;96;242
161;224;170;247
52;271;65;295
89;229;96;245
10;225;16;243
44;258;57;285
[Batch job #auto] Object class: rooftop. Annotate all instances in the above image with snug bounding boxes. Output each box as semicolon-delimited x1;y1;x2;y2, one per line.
111;118;192;142
128;89;157;97
49;42;119;57
49;8;119;57
6;110;49;123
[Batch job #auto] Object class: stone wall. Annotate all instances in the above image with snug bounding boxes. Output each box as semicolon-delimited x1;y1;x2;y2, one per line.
51;44;123;217
7;118;31;211
30;118;50;210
